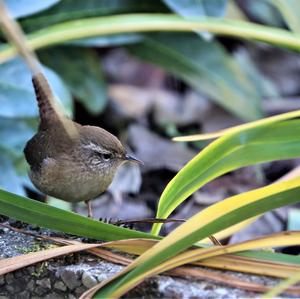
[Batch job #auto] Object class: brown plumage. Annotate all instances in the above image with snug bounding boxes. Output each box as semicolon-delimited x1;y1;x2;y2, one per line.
24;73;140;216
32;74;60;126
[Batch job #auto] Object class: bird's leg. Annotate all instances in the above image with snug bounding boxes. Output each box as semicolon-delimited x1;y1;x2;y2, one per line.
85;200;93;218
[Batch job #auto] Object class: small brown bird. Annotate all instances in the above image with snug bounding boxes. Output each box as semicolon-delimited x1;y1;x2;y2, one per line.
0;2;142;217
24;74;141;217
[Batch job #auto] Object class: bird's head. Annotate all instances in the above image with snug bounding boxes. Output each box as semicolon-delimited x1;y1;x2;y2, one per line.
78;125;142;174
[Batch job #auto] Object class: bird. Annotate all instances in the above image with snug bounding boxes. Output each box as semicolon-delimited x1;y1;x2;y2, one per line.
0;1;142;218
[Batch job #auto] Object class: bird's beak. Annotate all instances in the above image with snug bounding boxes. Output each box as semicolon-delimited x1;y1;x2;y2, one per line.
125;154;144;165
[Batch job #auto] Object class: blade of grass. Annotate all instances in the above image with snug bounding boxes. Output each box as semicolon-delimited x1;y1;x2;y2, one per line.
194;254;300;278
87;243;300;296
1;14;300;63
11;224;298;281
0;189;156;241
173;109;300;142
103;238;300;278
84;176;300;297
85;231;300;298
152;119;300;235
169;267;300;296
200;165;300;243
262;269;300;298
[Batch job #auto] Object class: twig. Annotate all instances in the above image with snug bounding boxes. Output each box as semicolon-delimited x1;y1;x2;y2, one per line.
110;218;222;246
111;217;186;225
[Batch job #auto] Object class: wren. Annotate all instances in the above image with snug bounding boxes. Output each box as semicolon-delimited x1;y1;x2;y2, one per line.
24;74;141;217
0;2;142;217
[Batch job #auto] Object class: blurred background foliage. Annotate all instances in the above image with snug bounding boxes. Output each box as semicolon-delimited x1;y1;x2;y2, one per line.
0;0;298;202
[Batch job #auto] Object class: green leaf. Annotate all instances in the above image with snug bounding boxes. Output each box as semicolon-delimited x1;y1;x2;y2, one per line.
130;33;262;120
0;189;157;241
152;118;300;234
65;33;143;47
2;14;300;64
163;0;227;17
263;269;300;298
5;0;60;19
162;0;227;40
94;179;300;298
40;46;107;114
234;49;278;98
47;196;72;211
21;0;168;32
246;0;284;27
0;118;34;155
0;154;25;196
271;0;300;33
0;58;72;117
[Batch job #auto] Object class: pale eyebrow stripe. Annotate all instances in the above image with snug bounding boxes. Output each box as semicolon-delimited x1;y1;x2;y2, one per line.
82;143;111;154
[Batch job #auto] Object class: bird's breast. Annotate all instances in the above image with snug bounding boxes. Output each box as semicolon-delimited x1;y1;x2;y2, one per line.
29;156;114;202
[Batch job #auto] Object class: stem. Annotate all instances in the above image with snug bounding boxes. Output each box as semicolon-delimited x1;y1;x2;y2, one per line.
1;14;300;62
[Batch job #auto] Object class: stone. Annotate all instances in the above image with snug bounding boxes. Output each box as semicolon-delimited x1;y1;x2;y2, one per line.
4;273;14;285
5;277;26;293
54;281;67;291
96;273;109;282
4;285;15;293
45;293;64;299
36;278;51;289
82;272;97;288
14;272;23;278
60;269;82;290
74;286;87;295
34;286;47;296
27;279;35;291
0;275;4;285
26;266;35;275
17;290;30;299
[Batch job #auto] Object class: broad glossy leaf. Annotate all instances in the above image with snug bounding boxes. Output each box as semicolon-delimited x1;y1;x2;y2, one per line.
163;0;227;17
40;47;107;114
0;189;156;241
246;0;284;27
0;58;72;117
271;0;300;33
0;117;35;195
0;154;25;196
130;33;262;120
66;34;143;47
21;0;168;32
5;0;59;18
0;118;34;154
234;49;278;98
152;119;300;234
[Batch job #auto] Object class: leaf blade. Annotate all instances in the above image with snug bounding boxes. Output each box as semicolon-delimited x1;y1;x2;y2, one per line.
152;118;300;235
0;189;156;241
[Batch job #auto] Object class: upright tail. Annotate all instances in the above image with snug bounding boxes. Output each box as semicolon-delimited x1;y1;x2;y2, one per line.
0;1;78;138
32;73;62;126
0;0;62;126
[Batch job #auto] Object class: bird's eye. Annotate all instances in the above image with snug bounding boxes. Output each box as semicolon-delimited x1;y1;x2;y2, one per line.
101;153;112;161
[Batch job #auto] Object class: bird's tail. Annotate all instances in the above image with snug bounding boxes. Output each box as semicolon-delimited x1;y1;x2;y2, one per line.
0;1;77;137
